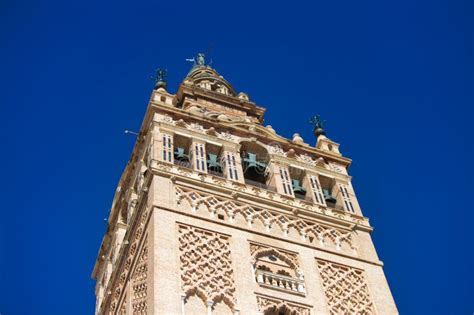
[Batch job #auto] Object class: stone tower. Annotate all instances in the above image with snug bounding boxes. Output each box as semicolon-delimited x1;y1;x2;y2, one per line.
92;55;398;315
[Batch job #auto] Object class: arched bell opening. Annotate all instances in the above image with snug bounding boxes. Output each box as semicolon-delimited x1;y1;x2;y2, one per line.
173;134;192;169
206;142;224;177
240;142;269;189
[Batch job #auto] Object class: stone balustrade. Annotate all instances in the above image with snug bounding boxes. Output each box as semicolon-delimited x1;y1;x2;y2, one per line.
255;269;306;295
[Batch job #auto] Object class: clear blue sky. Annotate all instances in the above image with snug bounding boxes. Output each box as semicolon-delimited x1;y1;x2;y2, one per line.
1;0;472;314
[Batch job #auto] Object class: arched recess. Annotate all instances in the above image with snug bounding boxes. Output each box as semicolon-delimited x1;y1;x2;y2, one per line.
183;287;236;314
211;295;235;315
250;245;306;294
251;247;299;270
263;304;300;315
183;289;208;315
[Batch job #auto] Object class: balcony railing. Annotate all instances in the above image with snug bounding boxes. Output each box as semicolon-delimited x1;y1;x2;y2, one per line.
294;192;312;202
326;201;345;211
244;178;277;192
173;159;192;169
255;269;306;294
208;169;224;178
245;178;267;189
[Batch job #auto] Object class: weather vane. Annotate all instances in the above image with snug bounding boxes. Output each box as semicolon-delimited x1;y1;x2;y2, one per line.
186;52;206;66
309;115;326;137
151;68;168;89
186;44;215;67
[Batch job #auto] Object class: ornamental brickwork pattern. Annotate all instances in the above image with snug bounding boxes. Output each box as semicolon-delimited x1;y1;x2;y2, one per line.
175;185;357;254
131;238;148;314
107;206;150;315
316;259;375;314
178;224;237;310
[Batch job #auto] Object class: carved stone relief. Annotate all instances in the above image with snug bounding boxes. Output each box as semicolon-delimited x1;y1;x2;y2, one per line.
316;260;375;315
175;185;357;255
178;224;237;310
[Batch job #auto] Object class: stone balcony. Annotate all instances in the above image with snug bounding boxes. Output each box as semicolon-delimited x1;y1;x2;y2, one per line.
255;269;306;295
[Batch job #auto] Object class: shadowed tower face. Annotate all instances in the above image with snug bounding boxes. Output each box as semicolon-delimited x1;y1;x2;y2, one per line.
92;54;398;315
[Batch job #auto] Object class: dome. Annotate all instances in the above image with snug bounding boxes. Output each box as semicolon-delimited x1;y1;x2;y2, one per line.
185;55;236;96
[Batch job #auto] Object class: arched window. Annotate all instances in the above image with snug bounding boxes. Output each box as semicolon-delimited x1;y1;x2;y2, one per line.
251;245;306;295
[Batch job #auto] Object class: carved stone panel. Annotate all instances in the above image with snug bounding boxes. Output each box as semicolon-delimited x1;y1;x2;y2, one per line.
178;224;237;310
175;185;358;255
316;259;375;314
131;237;148;314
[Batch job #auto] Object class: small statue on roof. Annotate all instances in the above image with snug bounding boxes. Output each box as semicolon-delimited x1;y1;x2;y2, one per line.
156;68;167;81
152;68;168;89
186;52;206;66
309;115;325;129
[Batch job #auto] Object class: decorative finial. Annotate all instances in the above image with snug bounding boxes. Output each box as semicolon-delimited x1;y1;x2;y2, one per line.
309;115;326;138
151;68;168;90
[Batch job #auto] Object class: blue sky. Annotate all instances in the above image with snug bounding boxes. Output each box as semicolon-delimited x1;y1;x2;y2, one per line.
1;0;472;314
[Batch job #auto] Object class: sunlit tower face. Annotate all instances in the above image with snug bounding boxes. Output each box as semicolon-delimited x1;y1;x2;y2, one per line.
92;54;397;315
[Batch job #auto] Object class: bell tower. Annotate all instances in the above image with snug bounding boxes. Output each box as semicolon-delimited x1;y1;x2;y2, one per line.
92;54;397;314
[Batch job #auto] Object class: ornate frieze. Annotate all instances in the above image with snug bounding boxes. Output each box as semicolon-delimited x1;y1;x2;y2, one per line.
266;142;287;157
296;153;316;166
175;185;358;255
159;114;175;125
188;122;205;133
152;160;369;228
328;161;346;174
218;130;236;141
